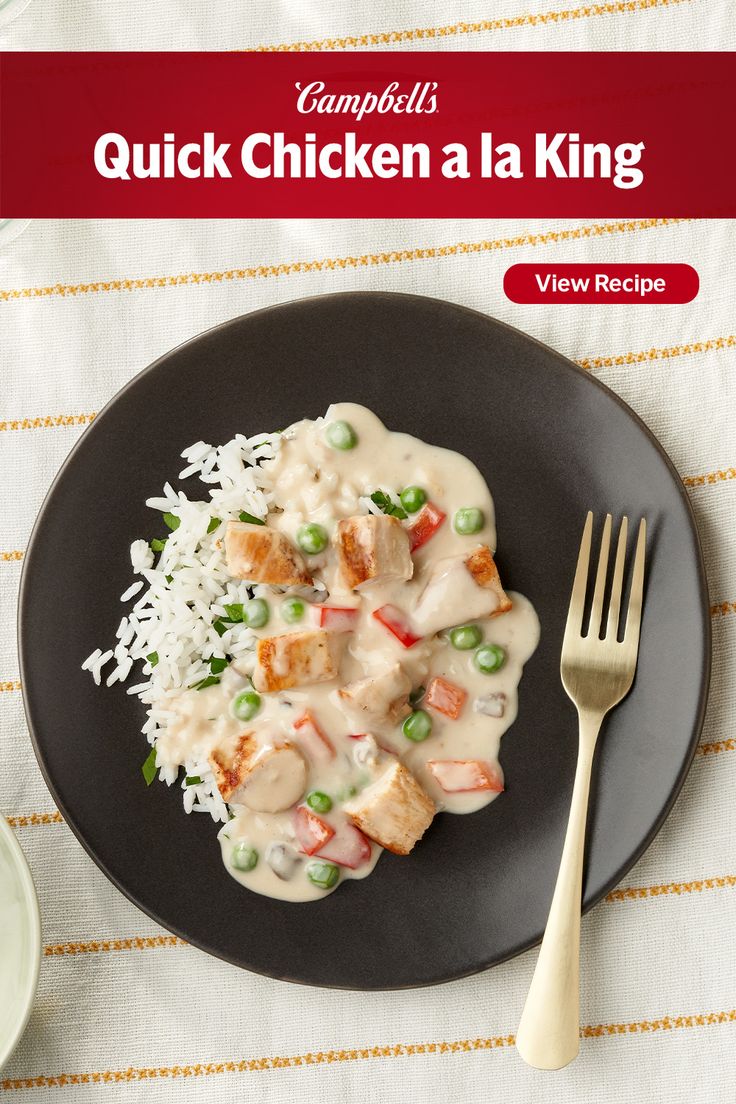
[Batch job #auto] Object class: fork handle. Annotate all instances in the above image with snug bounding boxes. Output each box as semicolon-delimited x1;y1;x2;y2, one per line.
516;710;602;1070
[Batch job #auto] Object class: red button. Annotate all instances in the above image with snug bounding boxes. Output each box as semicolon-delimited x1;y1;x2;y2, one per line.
503;264;698;304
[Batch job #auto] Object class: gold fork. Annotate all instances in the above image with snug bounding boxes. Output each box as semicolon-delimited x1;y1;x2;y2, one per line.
516;512;647;1070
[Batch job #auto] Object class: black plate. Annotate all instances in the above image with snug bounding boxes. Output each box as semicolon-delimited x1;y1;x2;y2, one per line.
19;293;710;989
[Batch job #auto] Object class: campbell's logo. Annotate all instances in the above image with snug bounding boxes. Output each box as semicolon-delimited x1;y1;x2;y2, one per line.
294;81;439;122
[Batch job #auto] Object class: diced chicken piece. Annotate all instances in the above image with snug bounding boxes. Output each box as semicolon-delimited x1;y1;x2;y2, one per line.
344;760;435;855
336;514;413;590
412;546;511;636
253;630;344;693
464;546;513;615
424;676;467;720
209;732;258;803
292;710;335;762
338;664;412;725
209;733;307;812
427;759;504;794
224;521;312;586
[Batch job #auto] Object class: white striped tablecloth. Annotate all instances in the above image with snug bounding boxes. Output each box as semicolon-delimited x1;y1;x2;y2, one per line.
1;9;736;1100
1;0;735;50
1;214;734;1102
1;17;736;1104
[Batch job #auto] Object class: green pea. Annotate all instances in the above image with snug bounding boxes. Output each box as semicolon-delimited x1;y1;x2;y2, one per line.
231;843;258;872
307;860;340;890
474;644;506;674
400;485;427;514
402;709;432;742
281;597;305;623
232;690;262;722
243;597;269;628
297;523;328;555
453;507;485;535
325;420;357;450
306;790;332;814
450;624;483;651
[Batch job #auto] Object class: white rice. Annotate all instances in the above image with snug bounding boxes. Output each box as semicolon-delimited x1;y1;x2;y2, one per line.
82;429;282;822
119;580;145;602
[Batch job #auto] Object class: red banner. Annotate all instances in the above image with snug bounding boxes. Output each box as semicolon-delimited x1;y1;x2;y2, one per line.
1;52;734;217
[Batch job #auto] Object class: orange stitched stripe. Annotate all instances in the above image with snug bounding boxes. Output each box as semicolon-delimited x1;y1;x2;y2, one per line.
0;680;21;693
684;467;736;489
0;413;96;432
696;739;736;757
578;335;736;371
0;550;24;561
1;1007;732;1089
711;600;736;618
605;874;736;903
6;812;63;828
255;0;691;51
44;935;186;957
0;218;683;303
579;1008;735;1039
5;342;736;448
35;870;736;960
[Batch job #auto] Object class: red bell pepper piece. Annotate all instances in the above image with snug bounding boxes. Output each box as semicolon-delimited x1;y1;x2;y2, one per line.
318;821;372;869
372;604;422;648
294;806;335;855
314;605;359;632
424;676;467;720
293;710;335;762
427;760;504;794
408;502;446;552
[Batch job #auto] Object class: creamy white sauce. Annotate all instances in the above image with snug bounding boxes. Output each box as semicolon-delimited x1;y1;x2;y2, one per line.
158;404;539;901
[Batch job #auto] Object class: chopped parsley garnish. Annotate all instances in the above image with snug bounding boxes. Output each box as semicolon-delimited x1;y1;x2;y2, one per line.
207;517;221;534
185;776;203;786
238;511;265;526
370;490;407;520
165;575;173;584
141;746;158;786
146;651;159;668
150;537;167;553
163;512;180;532
212;618;228;637
209;656;230;675
223;603;245;623
189;675;221;691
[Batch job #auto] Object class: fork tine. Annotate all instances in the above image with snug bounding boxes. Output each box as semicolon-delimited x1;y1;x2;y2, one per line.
606;516;629;639
564;511;593;639
587;513;612;638
624;518;647;644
